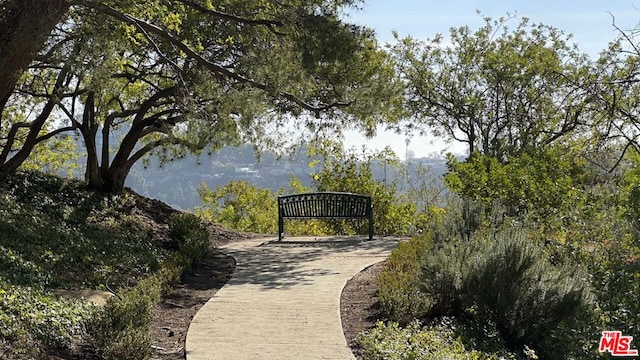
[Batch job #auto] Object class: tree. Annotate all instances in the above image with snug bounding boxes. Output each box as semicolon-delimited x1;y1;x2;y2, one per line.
309;141;417;235
444;148;586;217
0;0;69;107
586;20;640;171
0;1;401;192
0;63;76;177
390;14;591;160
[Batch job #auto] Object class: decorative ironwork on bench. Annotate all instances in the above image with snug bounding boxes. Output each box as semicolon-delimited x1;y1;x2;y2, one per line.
277;192;373;240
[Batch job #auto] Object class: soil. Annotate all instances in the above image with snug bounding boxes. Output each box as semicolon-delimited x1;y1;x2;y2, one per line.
340;262;385;359
149;227;384;360
149;248;235;359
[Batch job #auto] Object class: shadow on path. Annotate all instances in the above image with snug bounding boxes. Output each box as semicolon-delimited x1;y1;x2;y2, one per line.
221;236;401;290
185;235;402;360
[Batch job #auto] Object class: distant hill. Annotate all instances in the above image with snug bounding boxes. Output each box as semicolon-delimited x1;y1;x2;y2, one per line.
123;144;450;210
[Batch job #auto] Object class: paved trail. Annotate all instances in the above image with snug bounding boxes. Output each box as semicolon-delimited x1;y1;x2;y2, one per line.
185;236;399;360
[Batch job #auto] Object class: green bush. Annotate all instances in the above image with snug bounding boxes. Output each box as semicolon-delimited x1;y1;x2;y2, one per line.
375;205;488;324
589;227;640;337
444;150;583;219
197;145;426;237
87;265;179;360
376;235;434;324
312;145;417;235
168;212;210;266
356;320;518;360
197;180;280;234
197;178;333;235
422;227;593;355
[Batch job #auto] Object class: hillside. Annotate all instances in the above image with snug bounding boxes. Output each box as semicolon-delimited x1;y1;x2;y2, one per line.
123;144;450;210
0;171;252;359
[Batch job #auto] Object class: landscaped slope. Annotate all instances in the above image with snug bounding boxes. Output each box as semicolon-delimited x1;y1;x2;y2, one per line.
0;171;216;359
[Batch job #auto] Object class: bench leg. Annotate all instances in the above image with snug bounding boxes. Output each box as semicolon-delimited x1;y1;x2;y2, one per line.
278;215;284;241
368;216;374;240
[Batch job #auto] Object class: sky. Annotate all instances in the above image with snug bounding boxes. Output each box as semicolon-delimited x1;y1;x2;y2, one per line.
341;0;640;159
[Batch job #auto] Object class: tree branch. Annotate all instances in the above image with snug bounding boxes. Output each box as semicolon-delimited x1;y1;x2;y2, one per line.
174;0;286;33
35;126;75;144
609;12;640;56
0;122;32;165
127;138;171;167
83;2;351;115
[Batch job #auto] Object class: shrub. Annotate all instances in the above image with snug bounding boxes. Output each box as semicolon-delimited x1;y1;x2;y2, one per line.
356;320;518;360
312;145;418;236
168;212;210;266
588;227;640;337
422;227;593;355
465;231;591;349
197;180;280;234
87;265;179;360
376;235;434;324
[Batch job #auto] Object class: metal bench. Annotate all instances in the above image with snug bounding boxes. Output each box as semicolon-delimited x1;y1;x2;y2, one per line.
277;192;373;240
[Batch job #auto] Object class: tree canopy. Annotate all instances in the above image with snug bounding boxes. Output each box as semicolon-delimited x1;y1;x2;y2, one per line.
0;0;401;191
390;15;592;160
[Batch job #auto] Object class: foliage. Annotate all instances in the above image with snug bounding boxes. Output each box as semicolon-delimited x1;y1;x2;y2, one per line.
0;282;96;357
19;133;80;178
420;227;593;357
375;203;489;325
444;149;584;218
621;151;640;225
376;236;434;325
197;143;427;236
589;29;640;166
587;222;640;339
311;142;418;235
0;0;401;192
0;172;165;289
356;320;519;360
168;212;211;266
0;171;188;357
197;180;282;234
87;264;180;360
389;14;591;158
196;177;334;236
397;161;448;217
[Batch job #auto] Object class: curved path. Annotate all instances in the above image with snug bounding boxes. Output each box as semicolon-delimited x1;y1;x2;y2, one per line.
185;236;399;360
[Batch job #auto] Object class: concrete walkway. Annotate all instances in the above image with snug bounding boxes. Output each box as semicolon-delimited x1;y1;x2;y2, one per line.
185;236;399;360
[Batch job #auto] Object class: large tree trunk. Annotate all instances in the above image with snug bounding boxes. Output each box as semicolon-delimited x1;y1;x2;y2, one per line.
84;87;178;193
101;165;132;193
0;0;69;104
96;122;145;193
83;118;142;192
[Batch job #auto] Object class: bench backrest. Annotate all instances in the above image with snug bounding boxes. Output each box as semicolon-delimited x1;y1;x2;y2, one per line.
278;192;372;218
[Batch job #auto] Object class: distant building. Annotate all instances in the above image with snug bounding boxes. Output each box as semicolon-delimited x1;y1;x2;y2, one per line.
235;167;261;178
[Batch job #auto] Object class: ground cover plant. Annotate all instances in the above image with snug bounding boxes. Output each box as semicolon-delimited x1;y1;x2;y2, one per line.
0;171;210;359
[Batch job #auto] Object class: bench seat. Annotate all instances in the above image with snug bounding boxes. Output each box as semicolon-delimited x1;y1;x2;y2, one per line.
277;192;373;240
